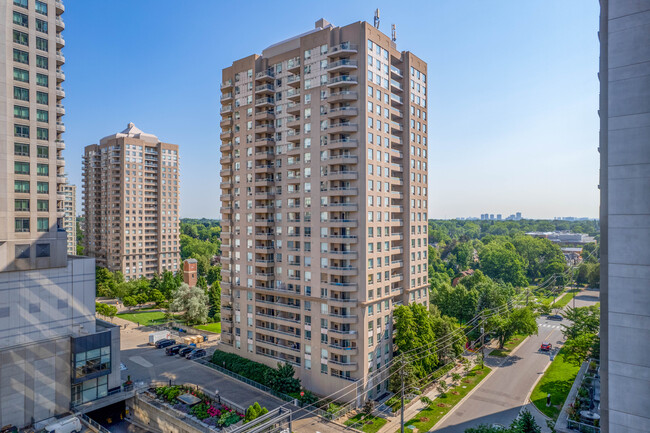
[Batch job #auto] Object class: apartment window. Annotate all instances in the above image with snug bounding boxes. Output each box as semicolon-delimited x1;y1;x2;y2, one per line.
14;0;28;8
37;163;49;176
13;11;28;27
15;218;30;233
14;125;29;138
15;244;30;259
37;109;48;123
35;0;48;15
37;91;48;104
37;145;48;158
13;49;29;64
304;49;311;60
36;37;48;52
35;18;48;33
15;143;29;156
15;180;30;193
14;68;29;83
37;199;49;211
15;161;30;174
36;73;48;87
13;30;29;46
37;181;49;194
36;55;48;69
15;199;29;212
14;105;29;119
37;218;49;232
37;127;48;140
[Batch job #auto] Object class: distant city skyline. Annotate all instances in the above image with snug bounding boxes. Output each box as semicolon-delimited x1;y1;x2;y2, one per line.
59;1;599;219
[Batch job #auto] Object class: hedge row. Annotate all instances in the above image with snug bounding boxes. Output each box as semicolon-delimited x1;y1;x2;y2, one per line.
211;350;275;384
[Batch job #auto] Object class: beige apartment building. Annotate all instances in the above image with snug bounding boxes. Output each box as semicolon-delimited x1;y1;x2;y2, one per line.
219;19;429;400
0;2;122;428
83;123;180;280
62;182;75;254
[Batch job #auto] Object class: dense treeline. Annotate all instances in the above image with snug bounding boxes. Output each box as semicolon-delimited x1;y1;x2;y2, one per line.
428;219;599;245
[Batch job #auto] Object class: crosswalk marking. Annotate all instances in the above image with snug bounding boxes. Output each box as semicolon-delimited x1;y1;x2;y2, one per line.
538;323;562;329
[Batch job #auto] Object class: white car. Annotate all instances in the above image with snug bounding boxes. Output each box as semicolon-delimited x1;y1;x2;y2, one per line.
40;416;82;433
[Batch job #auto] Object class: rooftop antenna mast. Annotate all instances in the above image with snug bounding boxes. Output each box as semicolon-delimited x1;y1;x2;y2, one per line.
374;9;380;29
392;24;396;41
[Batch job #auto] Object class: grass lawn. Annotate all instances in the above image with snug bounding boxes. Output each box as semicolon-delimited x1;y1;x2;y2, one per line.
551;289;580;309
490;333;527;357
400;365;491;432
344;414;387;433
195;322;222;333
117;311;183;326
530;348;581;419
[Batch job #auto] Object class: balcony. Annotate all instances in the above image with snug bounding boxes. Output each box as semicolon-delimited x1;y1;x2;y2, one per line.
327;75;358;87
56;122;65;133
254;164;274;174
55;0;64;14
220;129;232;140
287;74;301;87
328;122;358;134
254;150;275;160
328;107;358;118
325;266;358;277
56;69;65;82
255;69;274;81
56;36;65;48
286;116;301;128
287;57;300;73
56;157;65;167
286;102;300;115
329;345;358;356
326;154;358;164
221;80;233;90
328;138;358;150
328;42;358;57
321;218;358;228
56;86;65;99
56;17;65;31
219;143;232;153
56;104;65;115
220;92;233;102
328;91;358;103
328;313;358;324
327;59;358;72
220;105;232;114
56;140;65;150
324;170;358;181
286;89;301;101
322;250;358;260
255;124;275;134
255;97;274;107
256;110;275;120
255;84;274;94
322;203;358;212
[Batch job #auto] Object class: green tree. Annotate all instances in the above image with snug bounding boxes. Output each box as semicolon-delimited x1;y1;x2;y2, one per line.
509;409;541;433
170;283;209;325
488;307;538;349
563;333;598;366
95;302;117;320
206;265;222;285
478;241;528;287
265;363;301;394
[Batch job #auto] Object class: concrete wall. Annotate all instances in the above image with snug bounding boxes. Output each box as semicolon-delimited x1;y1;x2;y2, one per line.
127;395;208;433
0;336;71;428
600;1;650;431
0;256;96;348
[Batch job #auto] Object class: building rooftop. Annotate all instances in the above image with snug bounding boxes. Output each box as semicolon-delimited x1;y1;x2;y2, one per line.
100;122;159;144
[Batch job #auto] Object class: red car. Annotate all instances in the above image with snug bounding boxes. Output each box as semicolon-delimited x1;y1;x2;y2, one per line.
540;342;552;351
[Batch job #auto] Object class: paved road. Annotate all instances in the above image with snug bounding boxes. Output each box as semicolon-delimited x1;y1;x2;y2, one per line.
432;289;599;432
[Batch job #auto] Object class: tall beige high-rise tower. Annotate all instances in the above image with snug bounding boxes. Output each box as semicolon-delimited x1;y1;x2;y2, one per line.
219;19;429;399
0;3;122;428
1;0;69;271
83;124;181;280
62;182;75;254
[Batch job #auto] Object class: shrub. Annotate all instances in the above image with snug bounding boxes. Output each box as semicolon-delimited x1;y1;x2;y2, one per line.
244;402;268;424
212;350;275;384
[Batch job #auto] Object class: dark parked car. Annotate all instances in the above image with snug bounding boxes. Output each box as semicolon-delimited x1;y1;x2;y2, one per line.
548;314;563;321
155;339;176;349
165;344;187;355
540;342;552;351
178;346;194;356
186;349;207;360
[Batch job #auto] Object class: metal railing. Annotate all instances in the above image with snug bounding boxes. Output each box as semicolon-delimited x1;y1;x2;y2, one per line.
567;420;600;433
78;413;112;433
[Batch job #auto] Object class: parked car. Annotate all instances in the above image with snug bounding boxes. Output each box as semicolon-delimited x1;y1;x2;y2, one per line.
155;339;176;349
186;348;207;360
178;346;194;356
165;344;187;355
540;342;552;351
39;416;81;433
548;314;563;321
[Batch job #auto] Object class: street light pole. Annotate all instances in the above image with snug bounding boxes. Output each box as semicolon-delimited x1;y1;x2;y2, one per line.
480;312;485;369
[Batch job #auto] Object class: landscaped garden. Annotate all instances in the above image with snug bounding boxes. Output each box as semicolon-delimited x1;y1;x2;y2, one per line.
152;385;243;428
530;348;582;419
344;413;387;433
400;365;491;433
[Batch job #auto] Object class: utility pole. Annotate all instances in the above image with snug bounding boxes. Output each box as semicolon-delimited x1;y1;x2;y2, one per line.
400;357;405;433
481;312;485;370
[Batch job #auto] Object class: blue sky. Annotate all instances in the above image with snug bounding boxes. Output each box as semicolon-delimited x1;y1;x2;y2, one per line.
61;0;600;219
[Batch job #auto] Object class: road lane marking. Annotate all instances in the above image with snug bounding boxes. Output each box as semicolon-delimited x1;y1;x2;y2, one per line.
128;356;153;368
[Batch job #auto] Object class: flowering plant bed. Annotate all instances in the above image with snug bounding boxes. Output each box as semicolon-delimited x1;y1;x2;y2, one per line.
154;385;243;428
